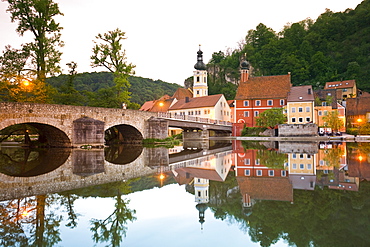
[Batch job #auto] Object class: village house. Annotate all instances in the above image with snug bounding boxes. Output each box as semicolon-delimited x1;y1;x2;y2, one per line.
346;93;370;128
286;85;315;124
324;79;357;100
233;59;291;135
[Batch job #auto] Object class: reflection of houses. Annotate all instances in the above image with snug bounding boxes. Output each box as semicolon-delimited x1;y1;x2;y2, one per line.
287;152;316;190
316;142;349;188
233;141;292;207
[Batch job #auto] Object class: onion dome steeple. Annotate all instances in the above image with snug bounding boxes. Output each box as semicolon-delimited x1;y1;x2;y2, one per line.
194;45;206;70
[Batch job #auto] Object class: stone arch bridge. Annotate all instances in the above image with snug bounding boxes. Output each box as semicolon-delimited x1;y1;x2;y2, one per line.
0;102;232;147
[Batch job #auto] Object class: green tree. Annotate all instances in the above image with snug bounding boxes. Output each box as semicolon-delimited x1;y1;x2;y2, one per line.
322;110;344;132
91;28;135;108
4;0;64;82
256;108;287;128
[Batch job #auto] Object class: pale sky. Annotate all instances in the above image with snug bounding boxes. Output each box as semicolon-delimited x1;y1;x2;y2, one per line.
0;0;364;86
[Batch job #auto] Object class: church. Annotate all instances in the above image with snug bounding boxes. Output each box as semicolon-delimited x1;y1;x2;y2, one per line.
140;46;231;123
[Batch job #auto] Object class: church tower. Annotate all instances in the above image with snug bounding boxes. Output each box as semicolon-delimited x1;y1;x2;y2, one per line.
193;45;208;98
194;177;209;204
240;56;250;83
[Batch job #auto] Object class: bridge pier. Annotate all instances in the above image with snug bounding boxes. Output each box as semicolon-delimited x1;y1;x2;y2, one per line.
146;117;169;139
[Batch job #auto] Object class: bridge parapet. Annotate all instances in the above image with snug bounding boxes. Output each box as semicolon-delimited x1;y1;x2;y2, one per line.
157;112;232;126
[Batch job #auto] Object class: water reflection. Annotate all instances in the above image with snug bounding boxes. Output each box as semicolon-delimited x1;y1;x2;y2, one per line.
0;140;369;246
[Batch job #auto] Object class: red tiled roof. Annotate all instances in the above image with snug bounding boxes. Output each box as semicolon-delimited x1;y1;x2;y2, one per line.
237;176;293;202
324;80;355;89
139;100;155;111
170;94;223;110
346;97;370;115
172;88;193;100
235;74;292;100
287;85;314;102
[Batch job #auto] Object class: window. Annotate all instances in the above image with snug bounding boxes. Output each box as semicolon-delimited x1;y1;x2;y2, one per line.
267;100;273;106
268;170;274;176
254;111;259;117
298;107;303;112
300;164;304;169
293;163;297;169
324;110;328;116
292;117;296;123
204;77;207;83
256;100;261;106
307;164;312;170
244;159;250;165
322;102;327;106
197;77;200;82
292;107;296;113
243;100;249;106
255;159;260;165
280;99;285;105
299;117;303;122
318;111;322;116
196;90;200;95
299;154;304;159
292;153;297;159
257;170;262;176
281;170;287;177
244;111;249;117
245;170;250;176
306;107;310;112
307;154;311;159
306;117;311;122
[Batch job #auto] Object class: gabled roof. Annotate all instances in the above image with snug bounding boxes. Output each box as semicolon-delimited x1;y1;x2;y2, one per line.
324;80;356;89
139;100;156;111
172;88;193;100
237;177;293;202
346;97;370;116
287;85;314;102
314;89;338;108
235;74;292;100
169;94;224;110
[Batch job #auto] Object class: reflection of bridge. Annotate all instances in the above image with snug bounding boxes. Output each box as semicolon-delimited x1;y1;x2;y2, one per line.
0;102;232;147
0;142;232;201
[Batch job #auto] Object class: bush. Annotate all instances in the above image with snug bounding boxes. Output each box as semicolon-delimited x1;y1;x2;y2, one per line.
241;127;267;136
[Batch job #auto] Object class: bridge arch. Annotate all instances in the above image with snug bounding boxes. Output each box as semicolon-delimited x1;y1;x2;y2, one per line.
0;119;71;148
105;124;144;145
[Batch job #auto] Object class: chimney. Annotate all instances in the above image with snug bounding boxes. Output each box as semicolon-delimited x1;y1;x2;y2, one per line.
185;97;190;103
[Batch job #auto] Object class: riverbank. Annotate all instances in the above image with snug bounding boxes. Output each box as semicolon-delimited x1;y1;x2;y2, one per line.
211;134;370;142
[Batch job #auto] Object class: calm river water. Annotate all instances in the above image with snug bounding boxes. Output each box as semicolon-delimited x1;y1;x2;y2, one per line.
0;140;369;247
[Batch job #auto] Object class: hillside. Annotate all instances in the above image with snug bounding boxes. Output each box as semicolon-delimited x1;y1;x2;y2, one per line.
47;72;180;106
207;0;370;92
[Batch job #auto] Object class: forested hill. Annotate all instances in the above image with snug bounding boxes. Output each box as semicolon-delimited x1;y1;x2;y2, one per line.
207;0;370;92
47;72;180;106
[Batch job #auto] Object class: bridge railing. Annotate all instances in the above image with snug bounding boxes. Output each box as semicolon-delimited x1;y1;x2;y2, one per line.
157;112;232;126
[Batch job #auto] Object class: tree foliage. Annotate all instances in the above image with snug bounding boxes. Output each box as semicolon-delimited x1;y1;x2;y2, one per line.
256;108;287;128
322;110;344;131
4;0;64;82
206;0;370;92
91;28;135;108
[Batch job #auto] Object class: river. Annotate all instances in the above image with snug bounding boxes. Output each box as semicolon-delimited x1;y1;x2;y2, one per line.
0;140;369;247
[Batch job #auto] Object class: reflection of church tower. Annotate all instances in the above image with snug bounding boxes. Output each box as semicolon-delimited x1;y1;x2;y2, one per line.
194;177;209;230
194;177;209;203
193;45;208;98
196;203;208;230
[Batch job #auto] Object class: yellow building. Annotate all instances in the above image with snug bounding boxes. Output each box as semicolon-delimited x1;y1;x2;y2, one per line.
286;85;315;124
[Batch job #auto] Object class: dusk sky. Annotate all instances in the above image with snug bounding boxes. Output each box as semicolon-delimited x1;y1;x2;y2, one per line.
0;0;364;85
